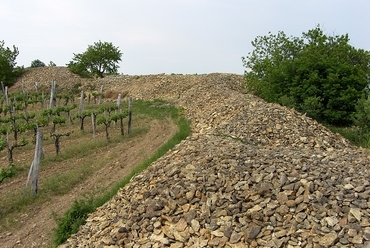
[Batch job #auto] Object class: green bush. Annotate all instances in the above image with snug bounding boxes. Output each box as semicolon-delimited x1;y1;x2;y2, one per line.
52;198;95;245
242;26;370;126
0;40;25;87
0;164;15;183
352;96;370;137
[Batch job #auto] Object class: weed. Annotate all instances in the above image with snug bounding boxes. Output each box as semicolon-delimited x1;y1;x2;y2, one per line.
326;125;370;149
52;197;95;245
0;164;15;183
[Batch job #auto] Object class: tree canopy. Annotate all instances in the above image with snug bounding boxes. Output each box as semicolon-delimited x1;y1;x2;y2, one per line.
48;61;56;67
31;59;46;68
67;41;122;78
242;26;370;126
0;40;24;87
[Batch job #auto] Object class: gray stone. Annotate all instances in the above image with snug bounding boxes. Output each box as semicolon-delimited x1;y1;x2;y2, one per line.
244;223;262;240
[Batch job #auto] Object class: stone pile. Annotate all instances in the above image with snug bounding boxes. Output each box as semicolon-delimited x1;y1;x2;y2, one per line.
13;67;88;92
62;132;370;247
15;68;370;247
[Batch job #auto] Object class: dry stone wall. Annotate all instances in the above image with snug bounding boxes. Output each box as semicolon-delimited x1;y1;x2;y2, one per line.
14;68;370;247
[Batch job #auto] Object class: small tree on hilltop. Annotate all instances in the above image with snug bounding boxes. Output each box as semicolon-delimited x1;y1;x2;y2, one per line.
67;41;122;78
31;59;46;68
48;61;56;67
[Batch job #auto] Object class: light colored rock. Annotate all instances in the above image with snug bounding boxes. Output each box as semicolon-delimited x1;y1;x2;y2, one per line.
350;208;362;222
319;232;338;247
41;71;369;248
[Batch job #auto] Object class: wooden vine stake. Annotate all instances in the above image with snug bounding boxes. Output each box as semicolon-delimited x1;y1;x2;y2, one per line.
42;92;45;109
49;80;56;109
25;131;43;195
117;93;121;109
79;90;84;116
98;85;104;104
5;86;9;106
91;112;96;140
113;93;122;128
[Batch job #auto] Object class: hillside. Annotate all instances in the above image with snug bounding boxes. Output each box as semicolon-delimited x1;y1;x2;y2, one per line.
7;67;370;247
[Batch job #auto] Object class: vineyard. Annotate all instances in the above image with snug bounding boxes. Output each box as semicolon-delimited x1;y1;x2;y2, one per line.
0;81;132;182
0;69;184;247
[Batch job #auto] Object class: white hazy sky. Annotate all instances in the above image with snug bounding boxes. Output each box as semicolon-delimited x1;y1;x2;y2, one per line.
1;0;369;75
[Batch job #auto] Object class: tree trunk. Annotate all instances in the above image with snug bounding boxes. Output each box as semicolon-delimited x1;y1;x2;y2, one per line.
49;81;56;109
7;147;13;164
105;123;110;140
55;135;60;155
80;117;85;131
98;85;103;104
128;97;132;134
79;91;84;116
120;118;124;136
91;113;96;140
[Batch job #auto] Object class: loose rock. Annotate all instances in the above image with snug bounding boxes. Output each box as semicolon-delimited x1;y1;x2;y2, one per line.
18;68;370;247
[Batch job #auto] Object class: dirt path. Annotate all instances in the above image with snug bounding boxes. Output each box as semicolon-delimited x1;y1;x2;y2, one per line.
0;119;178;248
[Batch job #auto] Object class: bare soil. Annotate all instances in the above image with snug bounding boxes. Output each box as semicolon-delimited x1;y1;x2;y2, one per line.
0;118;178;248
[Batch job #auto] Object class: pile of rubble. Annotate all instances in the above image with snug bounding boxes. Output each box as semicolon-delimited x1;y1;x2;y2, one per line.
16;68;370;247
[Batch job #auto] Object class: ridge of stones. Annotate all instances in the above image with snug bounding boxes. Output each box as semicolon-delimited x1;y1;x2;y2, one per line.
16;67;370;247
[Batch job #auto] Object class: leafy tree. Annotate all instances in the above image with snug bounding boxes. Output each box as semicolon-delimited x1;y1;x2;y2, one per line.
0;40;24;87
31;59;46;68
67;41;122;78
352;96;370;138
242;26;370;126
48;61;56;67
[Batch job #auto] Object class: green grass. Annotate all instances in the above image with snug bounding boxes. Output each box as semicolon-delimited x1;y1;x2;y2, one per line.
51;100;191;246
43;166;94;195
326;125;370;148
52;198;96;245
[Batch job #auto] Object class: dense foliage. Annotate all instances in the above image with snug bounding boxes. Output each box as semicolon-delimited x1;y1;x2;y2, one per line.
0;40;24;87
242;26;370;126
30;59;46;68
67;41;122;78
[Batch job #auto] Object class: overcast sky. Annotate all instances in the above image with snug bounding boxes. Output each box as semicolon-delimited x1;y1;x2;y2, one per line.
1;0;369;75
